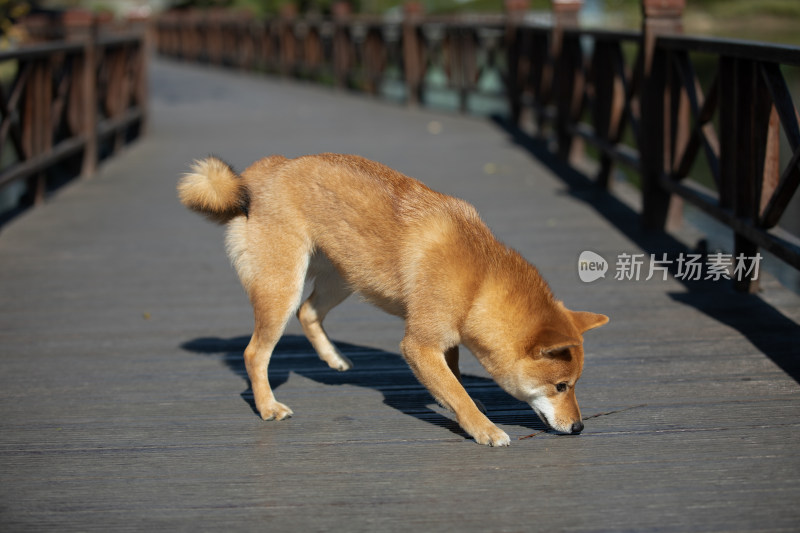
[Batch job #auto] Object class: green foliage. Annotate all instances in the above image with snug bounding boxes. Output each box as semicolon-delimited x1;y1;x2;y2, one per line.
1;0;30;35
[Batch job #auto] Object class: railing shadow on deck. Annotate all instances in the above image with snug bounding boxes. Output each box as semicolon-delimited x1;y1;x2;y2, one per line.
181;335;550;439
493;116;800;384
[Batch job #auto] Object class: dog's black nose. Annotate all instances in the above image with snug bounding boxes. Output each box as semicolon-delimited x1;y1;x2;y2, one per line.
571;420;584;434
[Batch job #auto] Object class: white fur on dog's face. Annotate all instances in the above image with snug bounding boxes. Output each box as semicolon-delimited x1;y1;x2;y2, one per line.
530;394;558;431
513;381;580;434
496;359;581;433
520;384;560;432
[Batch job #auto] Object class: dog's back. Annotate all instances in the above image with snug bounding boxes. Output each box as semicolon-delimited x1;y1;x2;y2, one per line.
180;153;496;317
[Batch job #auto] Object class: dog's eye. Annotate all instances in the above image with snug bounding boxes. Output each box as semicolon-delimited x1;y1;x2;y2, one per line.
556;383;568;393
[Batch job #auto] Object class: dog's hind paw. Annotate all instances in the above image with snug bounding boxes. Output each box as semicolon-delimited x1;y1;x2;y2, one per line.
319;350;353;372
259;401;294;421
328;353;353;371
333;355;353;371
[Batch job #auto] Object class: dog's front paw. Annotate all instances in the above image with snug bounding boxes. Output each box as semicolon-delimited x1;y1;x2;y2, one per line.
258;401;294;421
470;423;511;447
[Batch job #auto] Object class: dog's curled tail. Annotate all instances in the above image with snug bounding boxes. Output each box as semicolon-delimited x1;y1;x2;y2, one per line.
178;156;249;224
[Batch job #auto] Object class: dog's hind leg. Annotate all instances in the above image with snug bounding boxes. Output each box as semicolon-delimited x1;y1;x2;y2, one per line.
241;241;310;421
297;255;354;371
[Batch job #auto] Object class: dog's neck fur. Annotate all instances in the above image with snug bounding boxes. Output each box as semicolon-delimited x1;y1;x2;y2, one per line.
461;246;563;369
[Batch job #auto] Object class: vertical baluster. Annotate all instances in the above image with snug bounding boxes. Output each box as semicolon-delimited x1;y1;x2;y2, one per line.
33;58;49;204
554;33;583;162
504;2;525;126
82;18;98;177
593;40;615;188
402;2;424;106
731;60;772;292
639;0;684;230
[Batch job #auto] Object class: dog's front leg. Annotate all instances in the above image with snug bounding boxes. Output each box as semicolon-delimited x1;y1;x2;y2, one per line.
401;337;510;447
444;346;486;415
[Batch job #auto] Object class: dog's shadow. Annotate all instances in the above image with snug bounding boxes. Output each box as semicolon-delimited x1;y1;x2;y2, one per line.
181;334;547;440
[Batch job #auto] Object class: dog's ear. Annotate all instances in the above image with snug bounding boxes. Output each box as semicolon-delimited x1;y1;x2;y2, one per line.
534;329;581;359
570;311;609;333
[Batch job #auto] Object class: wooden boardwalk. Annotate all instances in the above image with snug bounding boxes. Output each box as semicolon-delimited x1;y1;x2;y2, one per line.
1;58;799;531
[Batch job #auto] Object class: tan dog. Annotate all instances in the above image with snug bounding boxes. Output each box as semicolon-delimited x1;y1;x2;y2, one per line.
179;153;608;446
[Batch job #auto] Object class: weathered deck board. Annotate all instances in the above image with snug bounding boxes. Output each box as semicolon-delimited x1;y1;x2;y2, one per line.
1;58;799;531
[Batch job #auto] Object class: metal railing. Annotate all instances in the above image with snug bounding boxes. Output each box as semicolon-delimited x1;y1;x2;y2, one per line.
0;30;147;208
155;10;800;291
507;21;800;291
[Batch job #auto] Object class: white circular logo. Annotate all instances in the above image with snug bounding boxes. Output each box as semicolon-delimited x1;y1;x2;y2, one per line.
578;251;608;283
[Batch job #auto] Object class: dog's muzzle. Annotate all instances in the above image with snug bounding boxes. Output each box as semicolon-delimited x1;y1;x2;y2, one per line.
534;407;584;434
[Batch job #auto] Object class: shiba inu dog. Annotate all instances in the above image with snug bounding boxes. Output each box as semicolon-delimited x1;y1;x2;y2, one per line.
179;153;608;446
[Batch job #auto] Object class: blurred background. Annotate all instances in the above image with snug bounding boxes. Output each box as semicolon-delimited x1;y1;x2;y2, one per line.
3;0;800;46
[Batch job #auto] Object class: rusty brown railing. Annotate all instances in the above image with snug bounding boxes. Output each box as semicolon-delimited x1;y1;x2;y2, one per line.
508;21;800;291
648;36;800;291
156;11;509;109
0;30;147;209
155;8;800;291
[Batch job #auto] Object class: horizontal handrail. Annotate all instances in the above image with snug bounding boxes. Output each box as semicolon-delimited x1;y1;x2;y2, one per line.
657;34;800;66
0;34;143;62
0;41;84;62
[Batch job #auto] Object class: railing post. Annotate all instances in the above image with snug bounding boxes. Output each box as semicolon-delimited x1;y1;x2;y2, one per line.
403;1;424;106
552;0;581;26
551;0;583;163
639;0;684;230
504;0;528;126
22;57;48;204
592;38;625;189
135;16;150;137
193;10;206;62
719;57;773;293
82;17;98;177
278;4;298;76
332;1;352;89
